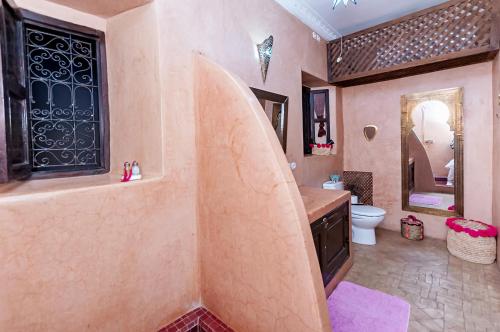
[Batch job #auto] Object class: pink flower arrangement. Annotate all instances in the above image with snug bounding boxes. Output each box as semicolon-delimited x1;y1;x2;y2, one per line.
445;218;497;238
310;143;333;149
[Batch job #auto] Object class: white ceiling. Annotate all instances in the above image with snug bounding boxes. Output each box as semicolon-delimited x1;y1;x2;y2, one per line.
274;0;448;40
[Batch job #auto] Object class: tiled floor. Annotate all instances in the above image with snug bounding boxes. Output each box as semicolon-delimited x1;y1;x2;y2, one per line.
345;229;500;332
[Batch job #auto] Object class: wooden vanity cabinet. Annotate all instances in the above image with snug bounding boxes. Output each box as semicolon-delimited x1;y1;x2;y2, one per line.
311;201;350;286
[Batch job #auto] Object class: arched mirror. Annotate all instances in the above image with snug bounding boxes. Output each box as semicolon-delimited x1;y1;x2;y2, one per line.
401;88;463;216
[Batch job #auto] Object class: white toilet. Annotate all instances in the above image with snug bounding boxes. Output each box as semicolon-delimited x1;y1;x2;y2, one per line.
323;180;386;245
351;205;386;245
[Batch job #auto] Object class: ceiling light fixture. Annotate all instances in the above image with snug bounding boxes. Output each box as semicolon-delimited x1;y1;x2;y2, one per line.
332;1;356;63
332;0;357;11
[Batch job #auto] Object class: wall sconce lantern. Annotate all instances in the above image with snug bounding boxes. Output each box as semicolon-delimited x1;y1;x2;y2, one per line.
257;35;273;84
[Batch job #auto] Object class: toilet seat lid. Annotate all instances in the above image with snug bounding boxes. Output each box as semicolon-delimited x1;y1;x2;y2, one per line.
352;205;386;217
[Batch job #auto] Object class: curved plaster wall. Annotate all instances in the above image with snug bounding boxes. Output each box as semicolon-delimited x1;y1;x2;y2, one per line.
0;3;198;331
195;55;330;332
0;0;336;330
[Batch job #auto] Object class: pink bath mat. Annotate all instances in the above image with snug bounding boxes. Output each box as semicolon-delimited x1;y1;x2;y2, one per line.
327;281;410;332
409;193;442;206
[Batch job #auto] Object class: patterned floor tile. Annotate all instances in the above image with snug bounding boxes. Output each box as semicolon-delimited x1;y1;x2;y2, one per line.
345;229;500;332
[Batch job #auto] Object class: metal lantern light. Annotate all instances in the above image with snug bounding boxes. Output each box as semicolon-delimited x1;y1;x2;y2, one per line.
257;35;273;84
332;0;357;10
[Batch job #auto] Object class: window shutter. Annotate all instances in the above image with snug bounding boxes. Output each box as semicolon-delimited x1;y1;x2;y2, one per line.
0;0;31;183
302;86;312;155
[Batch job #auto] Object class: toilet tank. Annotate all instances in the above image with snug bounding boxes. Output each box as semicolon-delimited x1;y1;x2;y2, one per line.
323;181;344;190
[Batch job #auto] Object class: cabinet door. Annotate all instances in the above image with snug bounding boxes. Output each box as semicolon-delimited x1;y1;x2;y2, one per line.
311;218;325;272
322;202;350;285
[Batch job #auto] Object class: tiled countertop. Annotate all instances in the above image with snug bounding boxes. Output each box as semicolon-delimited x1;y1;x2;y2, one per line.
299;186;351;223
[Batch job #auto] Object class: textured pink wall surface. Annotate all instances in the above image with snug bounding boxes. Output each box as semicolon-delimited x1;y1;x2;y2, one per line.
0;179;199;331
106;5;163;175
492;54;500;268
0;0;336;330
155;0;342;187
344;63;494;239
0;2;199;331
195;55;330;332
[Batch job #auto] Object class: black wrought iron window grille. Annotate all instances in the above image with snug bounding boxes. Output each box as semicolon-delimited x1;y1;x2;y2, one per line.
1;3;109;182
25;24;103;173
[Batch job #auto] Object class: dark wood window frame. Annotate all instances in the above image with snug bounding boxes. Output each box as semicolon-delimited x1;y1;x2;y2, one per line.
302;87;332;155
0;0;109;183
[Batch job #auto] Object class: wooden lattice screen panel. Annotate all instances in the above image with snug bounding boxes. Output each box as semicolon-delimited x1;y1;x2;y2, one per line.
327;0;500;86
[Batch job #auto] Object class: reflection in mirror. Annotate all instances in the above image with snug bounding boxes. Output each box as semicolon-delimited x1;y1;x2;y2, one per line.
401;88;463;216
250;87;289;152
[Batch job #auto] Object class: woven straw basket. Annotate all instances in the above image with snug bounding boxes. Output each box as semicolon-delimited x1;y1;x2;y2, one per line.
446;219;497;265
401;215;424;241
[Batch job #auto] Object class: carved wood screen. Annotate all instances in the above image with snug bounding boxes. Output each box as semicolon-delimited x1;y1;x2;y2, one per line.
327;0;500;86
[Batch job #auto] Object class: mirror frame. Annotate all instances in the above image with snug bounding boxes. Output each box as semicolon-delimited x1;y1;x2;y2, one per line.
250;87;289;153
401;87;464;217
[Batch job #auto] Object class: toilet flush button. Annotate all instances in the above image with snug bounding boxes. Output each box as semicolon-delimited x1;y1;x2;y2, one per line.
289;162;297;170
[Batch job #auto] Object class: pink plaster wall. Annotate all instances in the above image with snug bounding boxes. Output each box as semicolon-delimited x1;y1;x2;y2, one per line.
343;63;494;239
106;5;163;175
196;55;330;332
0;179;199;331
492;54;500;268
155;0;342;187
1;0;336;330
0;2;199;331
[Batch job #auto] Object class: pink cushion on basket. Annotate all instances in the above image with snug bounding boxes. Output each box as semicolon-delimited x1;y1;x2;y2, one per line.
446;218;497;237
